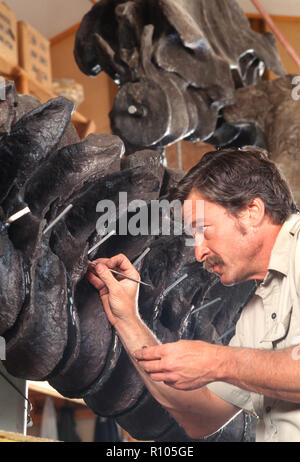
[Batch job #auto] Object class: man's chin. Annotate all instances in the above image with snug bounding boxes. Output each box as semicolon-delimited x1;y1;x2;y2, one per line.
220;273;239;287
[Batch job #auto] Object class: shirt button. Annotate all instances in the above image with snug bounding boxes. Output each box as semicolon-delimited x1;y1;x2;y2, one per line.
266;406;271;413
271;313;277;320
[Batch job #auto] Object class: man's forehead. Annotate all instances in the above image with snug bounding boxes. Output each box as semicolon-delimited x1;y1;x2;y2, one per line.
182;197;205;226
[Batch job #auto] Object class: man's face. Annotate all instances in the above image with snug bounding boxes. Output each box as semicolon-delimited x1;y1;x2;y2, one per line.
184;189;263;286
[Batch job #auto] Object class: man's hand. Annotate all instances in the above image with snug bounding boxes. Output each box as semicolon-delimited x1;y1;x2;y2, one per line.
87;258;239;438
134;339;222;391
86;253;140;327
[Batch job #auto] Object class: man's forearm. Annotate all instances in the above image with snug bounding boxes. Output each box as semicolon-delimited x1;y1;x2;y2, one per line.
114;316;239;438
220;344;300;402
114;315;206;410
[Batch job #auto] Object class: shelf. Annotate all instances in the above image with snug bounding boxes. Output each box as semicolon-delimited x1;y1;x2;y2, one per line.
0;53;95;138
28;382;97;427
28;381;85;406
0;430;57;442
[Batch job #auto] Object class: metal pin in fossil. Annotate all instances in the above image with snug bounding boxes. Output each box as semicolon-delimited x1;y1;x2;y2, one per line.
217;326;236;342
43;204;73;235
1;206;31;233
190;297;222;317
7;206;31;224
163;273;188;297
133;247;151;267
88;230;116;255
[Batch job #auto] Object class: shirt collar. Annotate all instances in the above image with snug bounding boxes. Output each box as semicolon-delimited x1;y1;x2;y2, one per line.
266;213;300;277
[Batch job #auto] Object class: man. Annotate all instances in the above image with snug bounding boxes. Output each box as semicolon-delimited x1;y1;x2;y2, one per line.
86;147;300;442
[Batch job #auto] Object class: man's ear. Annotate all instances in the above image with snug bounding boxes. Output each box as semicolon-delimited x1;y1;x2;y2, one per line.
247;197;265;227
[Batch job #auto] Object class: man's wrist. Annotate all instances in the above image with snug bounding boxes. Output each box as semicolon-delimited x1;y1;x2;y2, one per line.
114;313;160;355
113;311;142;334
213;344;234;382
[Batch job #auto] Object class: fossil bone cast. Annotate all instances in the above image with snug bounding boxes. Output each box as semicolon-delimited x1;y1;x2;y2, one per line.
49;277;121;398
48;164;163;398
24;133;123;219
0;79;261;443
0;80;18;135
222;74;300;205
0;212;25;336
0;97;74;211
3;224;70;380
65;0;299;441
75;0;284;151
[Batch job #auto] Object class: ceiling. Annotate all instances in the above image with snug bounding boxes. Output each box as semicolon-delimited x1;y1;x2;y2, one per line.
3;0;300;40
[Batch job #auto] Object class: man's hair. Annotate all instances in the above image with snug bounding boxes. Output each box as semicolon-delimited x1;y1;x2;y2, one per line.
172;147;299;224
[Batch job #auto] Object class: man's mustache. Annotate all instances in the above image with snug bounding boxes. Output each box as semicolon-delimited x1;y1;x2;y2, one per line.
203;257;224;273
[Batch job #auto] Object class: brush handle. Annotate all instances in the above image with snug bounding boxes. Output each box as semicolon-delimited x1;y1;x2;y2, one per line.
89;262;151;287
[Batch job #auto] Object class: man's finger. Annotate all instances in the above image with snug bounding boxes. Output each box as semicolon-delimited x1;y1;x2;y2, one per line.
107;254;139;279
86;270;106;292
94;262;120;291
148;373;176;383
134;345;163;361
89;258;110;266
138;360;165;374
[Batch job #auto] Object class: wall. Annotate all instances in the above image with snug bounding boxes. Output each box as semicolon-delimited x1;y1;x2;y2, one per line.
51;28;117;135
266;18;300;76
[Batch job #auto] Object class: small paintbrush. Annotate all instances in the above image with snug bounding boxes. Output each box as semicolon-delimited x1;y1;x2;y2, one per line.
88;262;151;287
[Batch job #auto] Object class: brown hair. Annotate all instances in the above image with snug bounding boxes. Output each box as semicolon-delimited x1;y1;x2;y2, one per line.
171;147;298;224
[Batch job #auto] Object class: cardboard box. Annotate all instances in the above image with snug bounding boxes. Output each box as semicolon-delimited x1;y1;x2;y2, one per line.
18;20;52;87
0;1;18;64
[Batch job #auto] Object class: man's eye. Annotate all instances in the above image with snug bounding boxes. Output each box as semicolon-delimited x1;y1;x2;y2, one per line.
195;225;207;234
185;223;208;237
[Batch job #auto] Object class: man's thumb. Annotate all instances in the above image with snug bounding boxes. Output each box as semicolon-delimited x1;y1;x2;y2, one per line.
95;263;117;288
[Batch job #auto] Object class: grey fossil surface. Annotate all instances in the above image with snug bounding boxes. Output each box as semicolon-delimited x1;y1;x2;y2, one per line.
0;73;267;440
24;133;123;219
84;347;145;416
0;218;25;336
49;278;120;398
0;97;74;213
4;230;69;380
223;74;300;206
75;0;284;148
0;80;18;135
63;0;298;442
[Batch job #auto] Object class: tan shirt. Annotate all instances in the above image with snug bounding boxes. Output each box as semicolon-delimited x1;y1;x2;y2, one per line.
207;213;300;442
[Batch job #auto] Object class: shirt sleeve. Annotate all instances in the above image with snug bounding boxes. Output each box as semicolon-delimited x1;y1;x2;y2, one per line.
295;230;300;295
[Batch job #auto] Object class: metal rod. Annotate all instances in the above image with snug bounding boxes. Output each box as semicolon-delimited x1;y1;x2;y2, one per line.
7;207;31;224
163;273;188;297
190;297;222;316
133;247;151;267
88;230;116;255
217;326;236;342
43;204;73;235
176;141;183;170
89;262;151;287
0;370;32;424
251;0;300;69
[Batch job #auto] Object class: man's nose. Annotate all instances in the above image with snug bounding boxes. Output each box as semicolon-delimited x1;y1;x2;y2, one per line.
195;237;210;262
